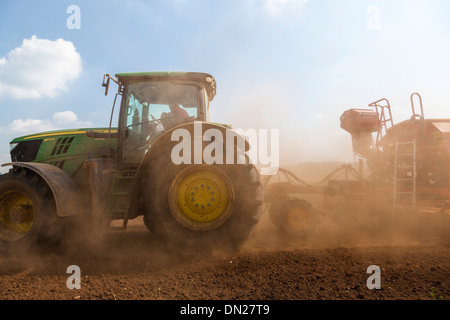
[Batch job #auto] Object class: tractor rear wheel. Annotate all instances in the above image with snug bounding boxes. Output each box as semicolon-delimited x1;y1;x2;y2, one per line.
0;168;57;249
142;147;263;255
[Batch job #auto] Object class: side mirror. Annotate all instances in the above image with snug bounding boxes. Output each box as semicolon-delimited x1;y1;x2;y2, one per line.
102;74;111;96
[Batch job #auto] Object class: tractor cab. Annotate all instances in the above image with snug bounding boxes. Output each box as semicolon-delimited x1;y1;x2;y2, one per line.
103;72;217;164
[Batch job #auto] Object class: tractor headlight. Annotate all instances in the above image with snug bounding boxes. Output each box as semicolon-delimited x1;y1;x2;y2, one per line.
9;142;19;151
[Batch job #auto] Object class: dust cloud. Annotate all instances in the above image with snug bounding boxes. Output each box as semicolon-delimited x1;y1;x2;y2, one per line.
0;160;449;293
212;85;449;254
2;87;450;279
213;80;355;167
0;214;193;277
243;161;450;254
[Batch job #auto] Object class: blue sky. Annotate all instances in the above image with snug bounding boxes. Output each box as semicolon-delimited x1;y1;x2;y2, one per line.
1;0;450;167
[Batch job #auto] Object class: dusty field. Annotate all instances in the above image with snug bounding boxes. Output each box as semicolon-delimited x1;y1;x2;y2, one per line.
0;202;449;303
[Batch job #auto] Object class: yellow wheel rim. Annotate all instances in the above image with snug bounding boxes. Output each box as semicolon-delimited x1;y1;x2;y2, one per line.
0;191;34;241
169;165;235;231
287;206;311;231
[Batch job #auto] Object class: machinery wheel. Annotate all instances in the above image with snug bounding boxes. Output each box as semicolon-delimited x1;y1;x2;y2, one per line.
0;168;57;249
142;146;263;255
268;197;320;240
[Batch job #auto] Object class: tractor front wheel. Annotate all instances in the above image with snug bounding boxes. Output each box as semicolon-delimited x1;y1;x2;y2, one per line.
0;169;57;249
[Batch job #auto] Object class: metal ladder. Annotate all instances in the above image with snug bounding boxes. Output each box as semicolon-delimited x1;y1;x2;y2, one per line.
106;173;134;230
393;140;417;209
369;98;395;147
368;98;396;167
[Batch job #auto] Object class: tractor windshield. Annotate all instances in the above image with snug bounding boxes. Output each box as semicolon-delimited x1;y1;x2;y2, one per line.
121;81;200;163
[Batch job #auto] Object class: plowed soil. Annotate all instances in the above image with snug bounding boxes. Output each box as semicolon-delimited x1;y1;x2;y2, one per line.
1;203;449;301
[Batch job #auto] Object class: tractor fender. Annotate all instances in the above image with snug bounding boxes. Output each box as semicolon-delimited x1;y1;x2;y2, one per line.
1;162;85;217
127;121;250;218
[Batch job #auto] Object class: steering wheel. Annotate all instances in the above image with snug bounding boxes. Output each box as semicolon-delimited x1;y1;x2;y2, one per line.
126;117;164;151
127;117;163;131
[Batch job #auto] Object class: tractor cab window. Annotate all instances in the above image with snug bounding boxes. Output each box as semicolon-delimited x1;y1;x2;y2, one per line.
122;81;200;163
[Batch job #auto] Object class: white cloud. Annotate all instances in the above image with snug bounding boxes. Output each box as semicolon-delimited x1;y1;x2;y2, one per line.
8;118;53;133
8;111;92;134
52;111;78;124
0;35;82;99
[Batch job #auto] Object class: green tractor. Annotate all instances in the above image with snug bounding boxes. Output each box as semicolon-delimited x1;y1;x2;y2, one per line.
0;72;263;253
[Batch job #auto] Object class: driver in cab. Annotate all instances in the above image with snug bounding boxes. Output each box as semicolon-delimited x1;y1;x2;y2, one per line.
160;103;190;129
